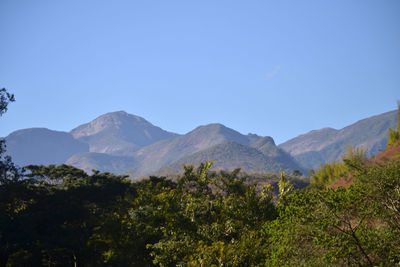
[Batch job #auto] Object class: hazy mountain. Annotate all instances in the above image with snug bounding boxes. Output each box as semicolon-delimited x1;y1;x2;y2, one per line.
70;111;178;155
132;123;263;177
158;141;305;176
279;110;397;169
4;128;89;166
66;152;137;175
6;109;395;177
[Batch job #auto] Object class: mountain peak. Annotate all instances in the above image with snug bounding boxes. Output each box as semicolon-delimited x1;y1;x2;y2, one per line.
113;110;128;114
253;136;276;147
193;123;226;131
71;111;156;139
70;111;178;155
8;127;60;136
92;111;147;124
187;123;251;145
106;110;143;119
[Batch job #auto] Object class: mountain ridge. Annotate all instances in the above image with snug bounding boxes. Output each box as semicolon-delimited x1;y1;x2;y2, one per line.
4;128;89;166
3;109;397;178
131;123;264;177
157;141;306;176
279;110;397;169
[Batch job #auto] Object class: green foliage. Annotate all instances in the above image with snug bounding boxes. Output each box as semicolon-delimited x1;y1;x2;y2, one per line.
1;164;138;266
0;89;31;266
387;103;400;147
1;161;278;266
2;158;400;266
0;88;15;117
387;127;400;147
0;88;20;186
186;230;268;267
355;161;400;237
341;145;367;170
149;162;277;266
265;160;400;266
277;171;293;204
310;159;346;188
1;89;399;266
311;145;367;188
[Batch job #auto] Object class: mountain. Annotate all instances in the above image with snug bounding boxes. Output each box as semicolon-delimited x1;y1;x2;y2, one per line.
158;141;305;176
66;121;298;178
70;111;178;155
251;136;304;172
131;123;263;177
4;128;89;166
279;110;398;170
65;152;136;175
6;109;396;178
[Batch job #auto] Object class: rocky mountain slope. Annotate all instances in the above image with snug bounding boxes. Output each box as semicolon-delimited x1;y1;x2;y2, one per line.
279;110;397;169
251;136;302;169
70;111;178;155
131;123;263;177
158;141;305;176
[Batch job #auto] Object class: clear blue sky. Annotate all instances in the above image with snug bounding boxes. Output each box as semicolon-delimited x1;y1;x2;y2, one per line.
1;0;399;144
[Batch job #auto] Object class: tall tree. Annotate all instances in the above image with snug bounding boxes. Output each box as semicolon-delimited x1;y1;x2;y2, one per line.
0;88;14;117
0;88;26;267
387;101;400;147
0;88;21;185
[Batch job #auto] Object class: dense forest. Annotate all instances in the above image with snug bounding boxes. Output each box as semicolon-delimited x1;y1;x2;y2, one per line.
1;89;400;266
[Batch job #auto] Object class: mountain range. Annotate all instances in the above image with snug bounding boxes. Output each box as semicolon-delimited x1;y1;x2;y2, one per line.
3;109;397;178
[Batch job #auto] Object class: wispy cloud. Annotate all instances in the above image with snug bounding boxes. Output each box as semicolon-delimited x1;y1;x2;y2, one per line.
265;66;281;79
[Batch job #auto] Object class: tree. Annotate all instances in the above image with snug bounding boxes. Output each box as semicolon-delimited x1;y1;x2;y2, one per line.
0;88;28;267
265;159;400;266
7;164;137;266
387;101;400;147
0;88;20;185
150;162;277;266
0;88;14;117
310;145;367;188
277;171;293;204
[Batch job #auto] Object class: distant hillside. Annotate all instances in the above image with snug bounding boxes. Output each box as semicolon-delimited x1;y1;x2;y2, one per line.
132;123;263;177
158;141;305;176
66;152;137;175
70;111;178;155
5;128;88;166
279;110;397;169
